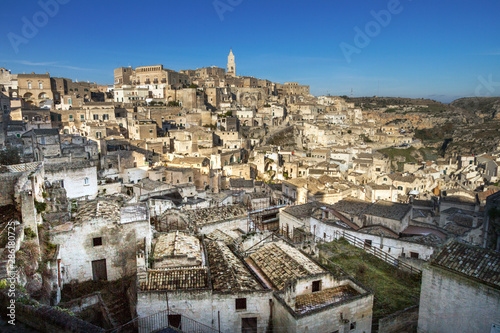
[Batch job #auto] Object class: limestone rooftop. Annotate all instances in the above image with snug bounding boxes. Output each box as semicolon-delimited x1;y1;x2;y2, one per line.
184;204;247;226
74;199;121;224
153;231;202;266
294;285;360;314
248;241;324;290
431;240;500;289
206;240;262;291
141;268;209;291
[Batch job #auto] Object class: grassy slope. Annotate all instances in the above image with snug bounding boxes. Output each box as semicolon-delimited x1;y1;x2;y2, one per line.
320;239;421;319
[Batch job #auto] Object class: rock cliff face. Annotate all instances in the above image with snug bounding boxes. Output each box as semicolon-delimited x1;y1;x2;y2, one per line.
451;97;500;120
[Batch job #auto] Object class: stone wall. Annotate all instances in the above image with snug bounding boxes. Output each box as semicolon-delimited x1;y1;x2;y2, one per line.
51;217;151;284
273;290;373;333
0;173;21;206
418;264;500;333
137;289;272;333
378;305;418;333
0;290;104;333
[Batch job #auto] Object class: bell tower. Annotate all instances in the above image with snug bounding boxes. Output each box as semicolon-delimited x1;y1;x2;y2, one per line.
227;49;236;77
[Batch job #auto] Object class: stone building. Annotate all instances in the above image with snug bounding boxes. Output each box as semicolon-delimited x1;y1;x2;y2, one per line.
136;231;272;333
248;240;373;333
227;49;236;77
50;198;151;284
21;128;61;161
44;160;98;200
418;240;500;333
17;72;53;107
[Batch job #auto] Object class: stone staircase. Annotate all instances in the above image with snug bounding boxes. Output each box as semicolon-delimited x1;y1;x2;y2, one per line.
101;289;135;333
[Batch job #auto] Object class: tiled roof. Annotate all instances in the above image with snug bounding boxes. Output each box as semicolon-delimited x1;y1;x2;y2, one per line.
141;268;209;291
283;202;324;219
4;162;42;173
74;199;121;224
364;201;412;221
249;242;324;290
229;178;254;188
206;241;262;291
295;285;360;314
184;204;247;226
153;231;202;265
431;241;500;289
206;229;237;245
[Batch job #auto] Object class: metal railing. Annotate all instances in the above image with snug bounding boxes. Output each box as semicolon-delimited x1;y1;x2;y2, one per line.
108;309;221;333
334;231;422;275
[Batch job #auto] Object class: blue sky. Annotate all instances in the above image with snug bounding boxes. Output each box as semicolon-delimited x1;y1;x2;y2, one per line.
1;0;499;103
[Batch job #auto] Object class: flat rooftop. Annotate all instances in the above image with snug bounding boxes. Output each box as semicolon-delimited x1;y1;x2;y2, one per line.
295;285;360;314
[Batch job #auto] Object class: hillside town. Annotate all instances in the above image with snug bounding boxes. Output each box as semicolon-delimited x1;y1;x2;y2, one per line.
0;51;499;333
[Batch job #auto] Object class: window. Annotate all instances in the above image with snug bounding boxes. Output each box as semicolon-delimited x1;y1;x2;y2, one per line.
235;298;247;310
84;177;89;185
364;239;372;248
28;82;32;89
81;114;85;120
162;177;166;182
68;98;72;105
350;322;356;330
39;82;43;89
312;280;321;292
103;114;109;120
93;237;102;246
410;252;419;259
93;114;99;120
69;115;73;121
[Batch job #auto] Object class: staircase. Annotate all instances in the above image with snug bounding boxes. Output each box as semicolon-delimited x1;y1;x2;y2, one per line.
101;288;135;332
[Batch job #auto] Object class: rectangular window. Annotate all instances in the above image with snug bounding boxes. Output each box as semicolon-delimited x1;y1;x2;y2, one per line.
410;252;419;259
350;322;356;330
93;114;99;120
39;82;43;89
28;82;32;89
312;280;321;292
81;114;85;120
235;298;247;310
93;237;102;246
364;239;372;248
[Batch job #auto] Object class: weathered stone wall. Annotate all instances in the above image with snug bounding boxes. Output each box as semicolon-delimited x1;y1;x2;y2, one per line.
0;290;104;333
273;291;373;333
418;265;500;333
0;173;21;206
197;217;248;235
51;217;151;284
378;305;418;333
311;217;435;261
45;161;98;200
137;289;272;333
